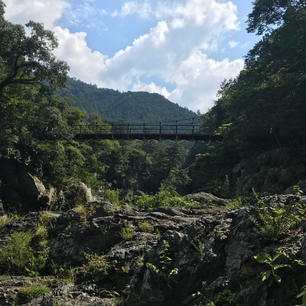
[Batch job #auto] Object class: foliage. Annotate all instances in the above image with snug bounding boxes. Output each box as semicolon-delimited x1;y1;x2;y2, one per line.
59;78;197;123
74;204;95;225
83;253;109;274
82;253;109;281
254;251;305;287
16;284;51;304
250;198;305;241
120;226;135;241
202;280;236;306
138;222;154;233
104;189;121;206
0;213;20;227
191;239;206;261
189;0;305;194
297;286;306;306
0;231;49;276
146;240;178;284
134;185;196;209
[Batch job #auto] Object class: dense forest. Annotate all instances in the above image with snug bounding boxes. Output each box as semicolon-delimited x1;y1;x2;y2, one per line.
0;0;305;207
59;78;198;123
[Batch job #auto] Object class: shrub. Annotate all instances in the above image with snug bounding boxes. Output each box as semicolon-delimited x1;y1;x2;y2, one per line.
104;189;121;206
250;198;305;241
121;226;135;240
0;231;49;275
0;213;20;227
134;186;196;209
74;204;95;224
82;253;109;281
139;222;154;233
16;284;50;304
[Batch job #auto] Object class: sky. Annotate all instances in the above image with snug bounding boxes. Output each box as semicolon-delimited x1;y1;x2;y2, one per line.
3;0;260;113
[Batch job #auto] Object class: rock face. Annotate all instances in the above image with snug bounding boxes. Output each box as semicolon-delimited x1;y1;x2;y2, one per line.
0;195;305;306
231;148;306;195
0;158;51;213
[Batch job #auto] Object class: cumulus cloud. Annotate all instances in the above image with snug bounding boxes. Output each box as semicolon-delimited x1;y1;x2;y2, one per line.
53;27;107;86
4;0;68;28
132;82;172;99
3;0;245;112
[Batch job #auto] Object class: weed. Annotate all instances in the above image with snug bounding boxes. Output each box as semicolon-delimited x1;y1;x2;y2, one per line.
146;240;179;284
121;262;131;274
74;204;95;224
82;253;109;281
0;213;20;227
38;211;54;227
16;284;50;304
191;239;205;261
104;189;121;206
254;251;304;287
51;263;76;284
250;196;305;241
202;280;236;306
138;222;154;233
0;231;49;276
133;186;196;209
35;224;48;238
121;226;135;240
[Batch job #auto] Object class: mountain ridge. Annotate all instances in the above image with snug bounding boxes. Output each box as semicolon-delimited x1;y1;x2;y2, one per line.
58;78;198;123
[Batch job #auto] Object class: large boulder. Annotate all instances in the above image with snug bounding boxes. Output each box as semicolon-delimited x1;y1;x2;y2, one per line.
0;158;51;213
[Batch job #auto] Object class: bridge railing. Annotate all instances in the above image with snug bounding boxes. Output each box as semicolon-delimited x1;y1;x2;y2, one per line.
74;123;202;135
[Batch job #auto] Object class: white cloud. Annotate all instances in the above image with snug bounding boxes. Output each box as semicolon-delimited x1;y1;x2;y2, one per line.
112;1;152;18
228;40;238;48
3;0;245;112
62;0;108;30
132;82;171;99
4;0;68;28
53;27;107;86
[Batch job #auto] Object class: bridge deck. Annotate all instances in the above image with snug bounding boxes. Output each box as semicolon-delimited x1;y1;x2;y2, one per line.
73;123;222;141
74;133;222;141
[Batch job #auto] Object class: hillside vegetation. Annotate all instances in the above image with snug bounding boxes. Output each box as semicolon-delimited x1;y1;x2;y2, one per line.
59;78;197;123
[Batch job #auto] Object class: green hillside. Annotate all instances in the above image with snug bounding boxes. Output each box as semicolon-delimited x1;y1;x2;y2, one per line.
59;78;197;123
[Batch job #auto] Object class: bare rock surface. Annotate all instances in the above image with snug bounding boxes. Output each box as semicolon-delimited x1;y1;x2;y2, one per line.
0;194;305;306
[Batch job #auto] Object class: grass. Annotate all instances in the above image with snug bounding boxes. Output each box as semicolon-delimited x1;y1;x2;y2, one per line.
74;203;95;224
16;284;51;304
0;213;20;227
121;226;135;240
138;222;154;233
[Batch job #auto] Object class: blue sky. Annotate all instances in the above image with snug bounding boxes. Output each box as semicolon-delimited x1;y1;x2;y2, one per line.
4;0;260;113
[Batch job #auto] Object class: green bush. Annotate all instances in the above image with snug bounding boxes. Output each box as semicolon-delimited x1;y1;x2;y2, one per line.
134;185;196;209
0;231;49;275
82;253;109;281
139;222;154;233
16;284;50;304
0;214;20;227
250;199;305;241
104;189;121;206
121;226;135;240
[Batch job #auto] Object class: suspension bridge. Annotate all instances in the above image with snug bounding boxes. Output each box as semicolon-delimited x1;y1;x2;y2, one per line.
73;120;222;141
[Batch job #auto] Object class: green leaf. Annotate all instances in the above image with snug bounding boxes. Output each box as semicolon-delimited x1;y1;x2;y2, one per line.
254;255;268;263
261;270;271;281
274;264;291;270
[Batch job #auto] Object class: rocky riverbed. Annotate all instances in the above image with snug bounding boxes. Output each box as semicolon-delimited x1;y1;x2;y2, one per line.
0;194;305;306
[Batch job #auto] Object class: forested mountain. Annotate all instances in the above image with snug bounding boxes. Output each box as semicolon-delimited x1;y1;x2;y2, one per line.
59;78;197;123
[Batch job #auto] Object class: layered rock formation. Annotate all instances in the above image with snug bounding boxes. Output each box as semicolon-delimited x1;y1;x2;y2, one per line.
0;195;305;306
